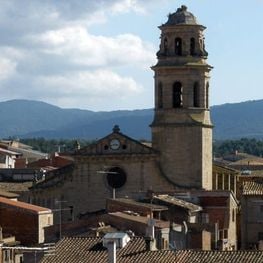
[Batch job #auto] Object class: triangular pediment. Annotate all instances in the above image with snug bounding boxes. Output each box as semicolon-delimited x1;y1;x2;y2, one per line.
75;125;157;156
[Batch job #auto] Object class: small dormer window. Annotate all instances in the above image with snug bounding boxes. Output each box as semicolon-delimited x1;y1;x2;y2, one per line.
190;38;195;56
175;38;182;56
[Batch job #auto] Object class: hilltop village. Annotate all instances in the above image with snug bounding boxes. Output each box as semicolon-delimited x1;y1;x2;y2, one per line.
0;5;263;263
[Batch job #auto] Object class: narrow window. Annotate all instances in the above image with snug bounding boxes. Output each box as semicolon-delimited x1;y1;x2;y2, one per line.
193;82;199;107
164;38;168;54
158;82;163;109
175;38;182;56
232;209;235;222
224;229;228;239
173;82;182;108
190;38;195;56
206;82;209;108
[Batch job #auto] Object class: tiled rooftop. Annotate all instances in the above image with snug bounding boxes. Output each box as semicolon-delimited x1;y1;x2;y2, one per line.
153;194;202;212
40;237;263;263
0;197;52;214
0;189;19;198
0;181;32;192
109;198;168;211
175;250;263;262
108;212;169;228
242;180;263;195
40;237;177;263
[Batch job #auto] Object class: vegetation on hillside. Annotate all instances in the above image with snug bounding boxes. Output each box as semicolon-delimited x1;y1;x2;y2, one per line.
9;137;263;158
213;138;263;157
19;138;93;153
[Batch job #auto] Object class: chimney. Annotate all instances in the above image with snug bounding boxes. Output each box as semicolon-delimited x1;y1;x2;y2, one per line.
145;219;157;251
103;233;130;263
145;236;157;251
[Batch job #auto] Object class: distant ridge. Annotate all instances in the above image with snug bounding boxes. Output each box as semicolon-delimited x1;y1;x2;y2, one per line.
1;99;263;140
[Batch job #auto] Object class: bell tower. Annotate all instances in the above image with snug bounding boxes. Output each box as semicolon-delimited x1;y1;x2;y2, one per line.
151;6;213;189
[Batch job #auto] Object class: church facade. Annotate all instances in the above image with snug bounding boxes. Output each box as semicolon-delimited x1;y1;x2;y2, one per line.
29;6;213;219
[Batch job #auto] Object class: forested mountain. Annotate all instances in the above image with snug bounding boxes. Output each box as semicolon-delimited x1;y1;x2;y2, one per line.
1;99;263;140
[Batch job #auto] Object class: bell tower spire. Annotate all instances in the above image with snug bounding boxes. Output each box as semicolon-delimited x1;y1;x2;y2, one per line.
151;6;213;189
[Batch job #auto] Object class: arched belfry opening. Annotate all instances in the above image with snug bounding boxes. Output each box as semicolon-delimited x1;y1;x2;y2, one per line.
151;5;213;190
175;38;182;56
190;38;195;56
193;82;199;107
173;82;182;108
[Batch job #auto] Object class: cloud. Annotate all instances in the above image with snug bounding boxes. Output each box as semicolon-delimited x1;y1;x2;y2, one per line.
0;58;16;80
29;70;143;110
31;26;155;68
0;0;157;110
110;0;147;14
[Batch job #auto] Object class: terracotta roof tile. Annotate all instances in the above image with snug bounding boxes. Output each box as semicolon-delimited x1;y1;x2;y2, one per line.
175;250;263;263
0;189;19;198
40;237;263;263
0;196;52;214
154;195;202;212
243;180;263;195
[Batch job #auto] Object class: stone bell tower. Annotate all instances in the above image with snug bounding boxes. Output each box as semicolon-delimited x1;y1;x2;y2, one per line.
151;5;213;189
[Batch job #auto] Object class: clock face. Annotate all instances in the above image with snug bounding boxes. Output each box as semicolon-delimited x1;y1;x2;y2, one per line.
110;139;120;150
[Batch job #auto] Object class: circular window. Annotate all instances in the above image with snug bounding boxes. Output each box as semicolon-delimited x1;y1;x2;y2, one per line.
107;167;127;189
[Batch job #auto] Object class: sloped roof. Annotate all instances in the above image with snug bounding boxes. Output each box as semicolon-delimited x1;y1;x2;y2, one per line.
75;125;157;156
108;212;169;229
40;237;263;263
0;196;51;214
175;250;263;262
0;189;19;198
242;180;263;195
154;195;202;212
0;181;32;192
40;237;177;263
108;198;168;211
163;5;198;26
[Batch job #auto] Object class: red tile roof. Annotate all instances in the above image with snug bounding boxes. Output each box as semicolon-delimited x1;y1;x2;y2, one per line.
175;250;263;262
243;180;263;195
0;197;52;214
0;189;19;198
40;237;263;263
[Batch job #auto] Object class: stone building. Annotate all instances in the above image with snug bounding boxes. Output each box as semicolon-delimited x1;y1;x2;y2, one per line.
0;197;53;245
241;180;263;249
29;6;214;221
151;5;213;190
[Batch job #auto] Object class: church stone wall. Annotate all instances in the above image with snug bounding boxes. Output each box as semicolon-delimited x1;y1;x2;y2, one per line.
30;155;175;219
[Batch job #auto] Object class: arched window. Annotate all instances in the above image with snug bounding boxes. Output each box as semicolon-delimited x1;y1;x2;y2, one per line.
190;38;195;56
158;82;163;109
175;38;182;56
206;82;209;108
193;82;199;107
173;82;182;108
164;38;168;54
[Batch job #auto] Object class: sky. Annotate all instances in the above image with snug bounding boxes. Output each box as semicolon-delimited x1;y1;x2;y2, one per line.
0;0;262;111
